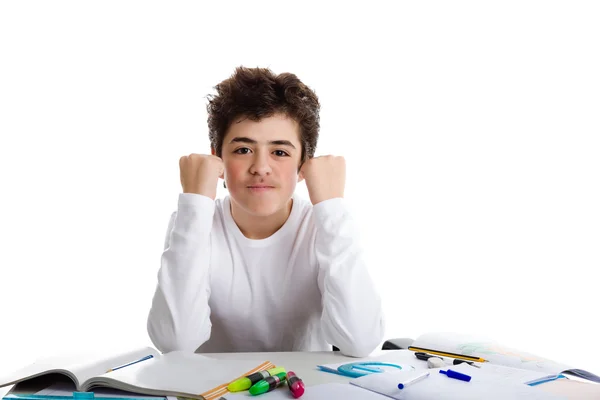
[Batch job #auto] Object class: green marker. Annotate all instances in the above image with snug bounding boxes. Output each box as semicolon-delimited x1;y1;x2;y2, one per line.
249;372;287;396
227;367;286;392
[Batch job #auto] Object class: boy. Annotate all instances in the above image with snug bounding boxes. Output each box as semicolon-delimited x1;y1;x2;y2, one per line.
147;66;385;357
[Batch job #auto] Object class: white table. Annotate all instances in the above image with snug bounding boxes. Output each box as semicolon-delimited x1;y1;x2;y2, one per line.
203;350;600;399
1;350;598;400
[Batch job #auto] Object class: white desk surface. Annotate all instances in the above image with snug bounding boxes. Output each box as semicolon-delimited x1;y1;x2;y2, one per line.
1;350;599;400
202;349;600;399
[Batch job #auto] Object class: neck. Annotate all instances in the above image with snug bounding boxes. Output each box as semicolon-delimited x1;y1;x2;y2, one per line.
230;197;294;240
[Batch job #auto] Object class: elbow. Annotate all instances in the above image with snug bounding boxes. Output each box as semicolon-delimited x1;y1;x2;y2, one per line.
341;345;376;358
147;307;211;353
324;310;386;358
341;319;386;358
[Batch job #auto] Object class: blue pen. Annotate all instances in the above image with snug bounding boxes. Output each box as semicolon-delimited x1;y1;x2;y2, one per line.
398;372;430;389
106;355;154;372
439;369;472;382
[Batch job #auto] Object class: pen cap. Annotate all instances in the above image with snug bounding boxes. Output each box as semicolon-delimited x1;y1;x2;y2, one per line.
227;377;252;392
440;369;472;382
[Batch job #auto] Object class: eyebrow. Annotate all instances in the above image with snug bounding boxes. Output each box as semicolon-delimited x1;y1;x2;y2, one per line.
229;136;297;149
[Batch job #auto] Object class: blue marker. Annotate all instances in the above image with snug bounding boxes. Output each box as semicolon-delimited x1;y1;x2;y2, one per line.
439;369;472;382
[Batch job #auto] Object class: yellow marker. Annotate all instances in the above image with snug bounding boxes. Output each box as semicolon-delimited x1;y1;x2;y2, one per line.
227;366;286;392
408;347;488;363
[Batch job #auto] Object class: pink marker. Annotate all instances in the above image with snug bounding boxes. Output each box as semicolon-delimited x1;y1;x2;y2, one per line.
286;371;305;398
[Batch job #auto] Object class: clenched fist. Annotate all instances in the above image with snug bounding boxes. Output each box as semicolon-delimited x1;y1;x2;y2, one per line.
179;154;224;200
300;155;346;205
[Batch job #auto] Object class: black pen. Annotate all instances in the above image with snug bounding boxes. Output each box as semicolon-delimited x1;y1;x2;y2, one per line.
414;352;481;368
414;352;442;361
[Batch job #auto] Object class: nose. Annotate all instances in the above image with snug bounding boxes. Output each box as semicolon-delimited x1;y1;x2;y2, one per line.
249;150;272;176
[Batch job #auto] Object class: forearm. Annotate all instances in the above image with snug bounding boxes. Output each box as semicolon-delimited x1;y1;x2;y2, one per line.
315;199;385;357
147;194;215;353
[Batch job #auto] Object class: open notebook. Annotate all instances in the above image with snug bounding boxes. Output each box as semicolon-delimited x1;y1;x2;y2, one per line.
350;363;568;400
0;347;274;400
408;332;600;383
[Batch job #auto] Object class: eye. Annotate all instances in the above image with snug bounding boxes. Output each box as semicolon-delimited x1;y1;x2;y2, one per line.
234;147;250;154
273;150;289;157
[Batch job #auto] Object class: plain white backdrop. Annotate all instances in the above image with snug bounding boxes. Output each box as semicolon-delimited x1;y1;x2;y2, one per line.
1;0;599;384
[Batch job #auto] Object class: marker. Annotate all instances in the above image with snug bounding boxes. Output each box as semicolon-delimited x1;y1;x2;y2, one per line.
415;352;441;362
286;371;305;398
439;369;472;382
106;355;154;372
227;367;286;392
249;372;287;396
397;372;430;389
415;352;480;368
453;359;481;368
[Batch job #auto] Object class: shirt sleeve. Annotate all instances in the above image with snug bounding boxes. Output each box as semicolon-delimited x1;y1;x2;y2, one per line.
313;198;386;357
146;193;215;353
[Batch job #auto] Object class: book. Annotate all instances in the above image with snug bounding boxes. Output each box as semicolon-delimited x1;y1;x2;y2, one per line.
0;347;275;400
4;383;172;400
407;332;600;383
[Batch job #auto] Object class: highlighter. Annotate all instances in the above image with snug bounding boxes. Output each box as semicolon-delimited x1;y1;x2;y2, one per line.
227;367;286;392
249;372;287;396
286;371;305;398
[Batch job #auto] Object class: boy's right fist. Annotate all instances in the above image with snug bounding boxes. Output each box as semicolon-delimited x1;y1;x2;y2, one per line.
179;154;224;200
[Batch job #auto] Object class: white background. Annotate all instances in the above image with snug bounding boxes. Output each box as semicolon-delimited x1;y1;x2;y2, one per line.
1;0;599;386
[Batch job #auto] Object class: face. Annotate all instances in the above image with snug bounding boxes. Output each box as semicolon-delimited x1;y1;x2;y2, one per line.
216;113;304;217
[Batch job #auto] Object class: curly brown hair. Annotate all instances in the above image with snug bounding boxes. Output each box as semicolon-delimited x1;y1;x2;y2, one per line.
207;66;320;165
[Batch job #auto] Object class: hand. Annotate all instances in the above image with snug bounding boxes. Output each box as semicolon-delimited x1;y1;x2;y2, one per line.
300;155;346;205
179;153;224;200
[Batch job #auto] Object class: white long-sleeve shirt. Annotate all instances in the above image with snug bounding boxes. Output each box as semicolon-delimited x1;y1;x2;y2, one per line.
147;192;385;357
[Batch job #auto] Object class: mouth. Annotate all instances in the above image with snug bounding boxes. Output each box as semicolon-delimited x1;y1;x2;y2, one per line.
247;185;275;192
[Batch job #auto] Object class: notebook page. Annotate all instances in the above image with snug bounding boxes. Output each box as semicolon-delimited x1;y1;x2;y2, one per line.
0;347;159;390
411;332;572;374
89;351;272;398
350;365;568;400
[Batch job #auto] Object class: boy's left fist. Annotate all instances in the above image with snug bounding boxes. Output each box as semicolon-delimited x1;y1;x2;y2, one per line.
300;155;346;205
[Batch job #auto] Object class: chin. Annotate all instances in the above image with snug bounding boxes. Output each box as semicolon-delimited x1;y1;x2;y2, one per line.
231;190;290;216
